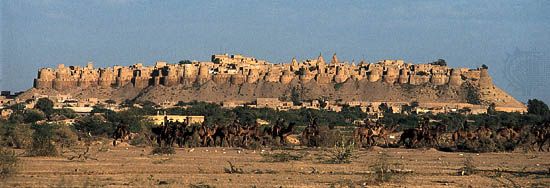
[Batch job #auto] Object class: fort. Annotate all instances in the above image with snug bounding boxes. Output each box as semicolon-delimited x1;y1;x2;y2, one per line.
23;53;527;113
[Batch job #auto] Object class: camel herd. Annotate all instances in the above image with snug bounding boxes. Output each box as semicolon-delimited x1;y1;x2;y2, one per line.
113;116;550;152
135;117;296;148
394;119;549;152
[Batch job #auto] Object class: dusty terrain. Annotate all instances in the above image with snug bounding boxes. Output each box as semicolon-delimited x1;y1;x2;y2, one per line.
20;80;497;106
3;144;549;188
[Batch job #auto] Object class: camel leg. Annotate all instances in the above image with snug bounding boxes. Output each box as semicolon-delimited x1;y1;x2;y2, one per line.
209;137;215;147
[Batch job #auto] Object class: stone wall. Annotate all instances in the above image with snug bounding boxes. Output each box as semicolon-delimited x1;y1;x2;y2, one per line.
33;54;494;91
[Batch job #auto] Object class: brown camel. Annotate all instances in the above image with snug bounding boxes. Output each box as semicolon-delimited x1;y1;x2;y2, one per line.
452;128;477;143
398;128;424;148
112;123;130;146
198;123;215;146
495;127;520;142
532;123;549;152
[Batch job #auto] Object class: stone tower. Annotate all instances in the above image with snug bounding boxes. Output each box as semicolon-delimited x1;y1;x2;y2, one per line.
383;66;399;84
197;65;211;84
448;69;463;86
34;68;55;89
398;68;409;84
478;68;492;89
368;65;382;82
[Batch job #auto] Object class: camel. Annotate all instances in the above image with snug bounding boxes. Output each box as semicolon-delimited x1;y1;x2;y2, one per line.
531;123;549;152
371;124;399;147
353;126;370;148
423;124;446;146
452;128;477;144
353;123;397;147
198;123;215;147
495;127;520;142
225;120;243;147
241;123;272;147
175;123;197;148
475;126;493;140
151;123;176;147
398;128;424;148
212;124;234;147
112;123;130;146
272;122;295;145
301;123;320;147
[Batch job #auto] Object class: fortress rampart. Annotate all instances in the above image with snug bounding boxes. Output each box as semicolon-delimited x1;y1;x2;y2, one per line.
33;53;493;90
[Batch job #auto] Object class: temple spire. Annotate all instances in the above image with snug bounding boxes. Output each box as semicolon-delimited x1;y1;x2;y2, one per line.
331;53;339;64
317;53;325;65
291;57;298;66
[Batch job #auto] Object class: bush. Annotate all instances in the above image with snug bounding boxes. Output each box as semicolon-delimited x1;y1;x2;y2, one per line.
223;161;244;174
459;155;476;176
27;124;58;157
367;153;406;184
455;138;517;153
0;123;33;149
53;108;77;119
261;152;304;162
22;110;46;123
35;98;54;116
73;115;114;137
129;134;150;147
325;138;355;164
151;146;175;155
0;147;18;179
51;124;79;149
456;138;498;153
317;126;343;147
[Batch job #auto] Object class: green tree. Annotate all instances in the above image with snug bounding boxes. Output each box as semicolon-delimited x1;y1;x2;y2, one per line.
527;99;549;117
35;98;54;117
28;124;57;156
53;108;77;119
430;59;447;66
22;110;45;123
178;60;192;65
73;115;114;136
8;103;26;112
487;103;497;115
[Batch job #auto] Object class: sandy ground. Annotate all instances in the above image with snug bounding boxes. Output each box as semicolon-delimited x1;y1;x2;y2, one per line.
2;143;549;188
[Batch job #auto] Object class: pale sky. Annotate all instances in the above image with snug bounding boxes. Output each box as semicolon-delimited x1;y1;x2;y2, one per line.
1;0;549;103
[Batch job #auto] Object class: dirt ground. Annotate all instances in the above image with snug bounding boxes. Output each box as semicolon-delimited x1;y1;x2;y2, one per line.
2;143;549;188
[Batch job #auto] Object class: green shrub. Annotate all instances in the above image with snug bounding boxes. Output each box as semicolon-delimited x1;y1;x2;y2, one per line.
73;115;114;137
223;161;244;174
51;124;79;149
0;123;33;149
151;146;175;155
261;152;304;162
0;147;18;179
22;110;46;123
129;134;150;147
325;138;355;164
317;126;342;147
459;155;476;176
367;153;406;184
27;124;58;157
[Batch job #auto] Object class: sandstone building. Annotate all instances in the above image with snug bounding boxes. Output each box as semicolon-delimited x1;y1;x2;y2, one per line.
25;53;527;113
